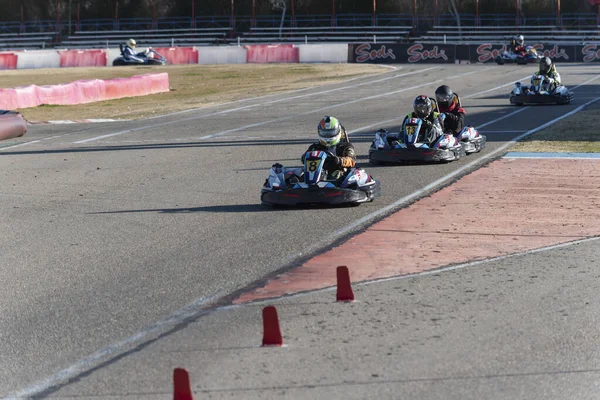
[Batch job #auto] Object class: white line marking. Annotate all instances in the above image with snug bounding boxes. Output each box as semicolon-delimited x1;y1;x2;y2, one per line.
4;291;224;400
74;67;439;144
480;130;527;133
504;156;600;160
462;75;530;99
361;236;600;286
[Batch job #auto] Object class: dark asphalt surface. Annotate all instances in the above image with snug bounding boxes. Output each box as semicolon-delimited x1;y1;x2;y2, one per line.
1;63;599;398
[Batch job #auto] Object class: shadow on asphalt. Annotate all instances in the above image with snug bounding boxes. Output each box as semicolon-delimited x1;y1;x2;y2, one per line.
90;202;364;215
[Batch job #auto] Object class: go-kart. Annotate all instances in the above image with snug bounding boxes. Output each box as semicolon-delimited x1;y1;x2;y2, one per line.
369;114;467;164
495;46;541;65
112;44;168;66
510;74;573;106
261;150;380;207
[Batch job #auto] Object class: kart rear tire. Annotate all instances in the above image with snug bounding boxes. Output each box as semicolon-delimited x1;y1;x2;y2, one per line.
495;56;504;65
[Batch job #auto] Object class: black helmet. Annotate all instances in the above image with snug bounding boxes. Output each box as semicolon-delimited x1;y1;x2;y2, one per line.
435;85;454;108
540;56;552;73
413;95;433;119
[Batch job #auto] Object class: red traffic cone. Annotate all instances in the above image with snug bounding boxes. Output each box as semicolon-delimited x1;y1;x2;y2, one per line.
173;368;193;400
336;266;355;302
262;306;283;346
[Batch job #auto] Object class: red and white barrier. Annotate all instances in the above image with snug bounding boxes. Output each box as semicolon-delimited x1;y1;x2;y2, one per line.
0;53;18;70
17;50;61;69
298;44;349;63
0;73;169;110
0;111;27;141
245;44;299;63
198;46;247;64
155;47;198;65
58;49;108;67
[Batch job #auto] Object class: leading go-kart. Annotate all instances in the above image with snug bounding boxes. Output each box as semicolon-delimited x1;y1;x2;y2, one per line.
495;46;541;65
261;150;380;207
112;44;168;66
510;74;573;106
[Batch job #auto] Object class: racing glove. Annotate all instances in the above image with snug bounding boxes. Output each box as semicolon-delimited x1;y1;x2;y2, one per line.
443;112;457;122
324;155;342;170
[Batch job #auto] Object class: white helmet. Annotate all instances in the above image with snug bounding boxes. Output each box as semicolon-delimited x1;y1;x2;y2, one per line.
317;116;343;147
515;35;524;45
128;38;136;48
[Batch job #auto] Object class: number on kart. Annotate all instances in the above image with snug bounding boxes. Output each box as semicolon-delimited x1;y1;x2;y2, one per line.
406;125;417;135
308;160;319;172
534;79;541;86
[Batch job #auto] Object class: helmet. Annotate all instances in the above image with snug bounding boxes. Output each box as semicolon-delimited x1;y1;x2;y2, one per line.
413;95;433;119
128;38;136;48
540;56;552;73
515;35;524;45
434;85;454;109
317;116;342;147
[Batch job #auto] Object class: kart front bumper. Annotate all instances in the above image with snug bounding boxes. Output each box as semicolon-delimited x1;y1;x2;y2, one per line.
510;93;573;105
369;145;465;163
261;183;380;206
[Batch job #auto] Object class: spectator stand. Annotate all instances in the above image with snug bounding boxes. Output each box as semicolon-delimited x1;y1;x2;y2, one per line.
413;25;600;45
0;32;55;50
234;25;413;45
59;28;231;49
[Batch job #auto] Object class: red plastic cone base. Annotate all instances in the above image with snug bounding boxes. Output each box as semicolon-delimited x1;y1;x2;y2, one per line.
173;368;193;400
262;306;283;346
336;266;355;302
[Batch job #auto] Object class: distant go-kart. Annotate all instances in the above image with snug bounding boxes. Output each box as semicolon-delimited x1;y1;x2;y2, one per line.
495;46;541;65
112;44;168;66
261;150;380;207
510;75;573;106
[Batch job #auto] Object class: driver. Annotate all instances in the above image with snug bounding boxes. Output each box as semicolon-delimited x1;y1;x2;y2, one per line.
302;116;356;179
434;85;465;137
509;34;526;55
122;38;145;64
534;56;561;92
402;95;442;140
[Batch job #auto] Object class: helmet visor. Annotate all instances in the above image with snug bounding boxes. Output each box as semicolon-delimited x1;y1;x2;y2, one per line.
414;103;431;117
319;128;339;138
436;92;453;107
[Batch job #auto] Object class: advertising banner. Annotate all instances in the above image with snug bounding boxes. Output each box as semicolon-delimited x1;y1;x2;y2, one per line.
352;43;456;64
353;43;600;64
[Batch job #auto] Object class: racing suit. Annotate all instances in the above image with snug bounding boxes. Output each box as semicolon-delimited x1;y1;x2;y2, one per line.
302;128;356;178
123;45;145;63
509;39;526;55
437;94;465;137
533;65;561;92
401;110;442;144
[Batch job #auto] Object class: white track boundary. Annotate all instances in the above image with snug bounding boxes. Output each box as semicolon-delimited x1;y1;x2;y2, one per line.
7;84;600;399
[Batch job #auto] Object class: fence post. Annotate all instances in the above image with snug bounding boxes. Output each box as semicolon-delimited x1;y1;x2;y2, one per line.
374;35;376;44
171;37;175;47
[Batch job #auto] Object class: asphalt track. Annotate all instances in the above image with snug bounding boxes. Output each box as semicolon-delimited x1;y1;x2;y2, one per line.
1;63;600;398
